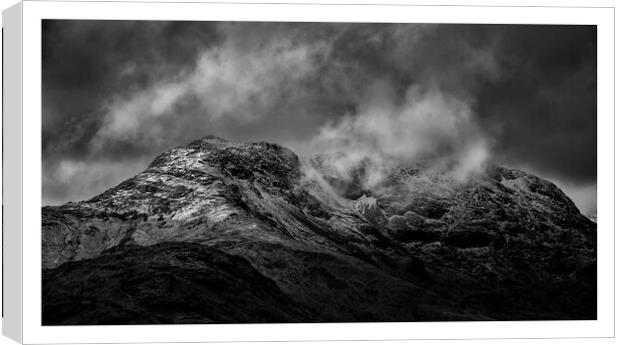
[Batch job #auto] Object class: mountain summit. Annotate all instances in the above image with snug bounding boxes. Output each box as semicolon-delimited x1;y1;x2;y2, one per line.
42;136;596;324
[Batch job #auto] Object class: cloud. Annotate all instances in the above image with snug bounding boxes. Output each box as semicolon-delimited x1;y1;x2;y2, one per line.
307;81;490;186
43;158;148;206
91;25;333;151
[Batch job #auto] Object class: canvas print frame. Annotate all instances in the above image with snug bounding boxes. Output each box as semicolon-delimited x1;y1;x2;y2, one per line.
2;0;615;343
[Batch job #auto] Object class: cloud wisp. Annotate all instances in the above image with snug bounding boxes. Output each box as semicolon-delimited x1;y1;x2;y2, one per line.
92;26;333;151
307;82;490;186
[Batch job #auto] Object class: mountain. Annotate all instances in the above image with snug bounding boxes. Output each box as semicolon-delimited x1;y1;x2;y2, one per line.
42;136;596;324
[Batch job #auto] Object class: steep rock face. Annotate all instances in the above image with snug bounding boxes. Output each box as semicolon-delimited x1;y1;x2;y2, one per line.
42;136;596;323
340;163;596;319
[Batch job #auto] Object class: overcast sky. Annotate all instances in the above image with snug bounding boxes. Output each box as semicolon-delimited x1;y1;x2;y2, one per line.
42;21;596;216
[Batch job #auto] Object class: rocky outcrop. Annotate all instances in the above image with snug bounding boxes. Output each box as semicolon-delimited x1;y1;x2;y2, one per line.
42;136;596;324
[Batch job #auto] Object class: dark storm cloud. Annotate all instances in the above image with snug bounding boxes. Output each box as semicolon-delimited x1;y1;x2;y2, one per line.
475;25;596;185
42;20;220;158
42;21;596;215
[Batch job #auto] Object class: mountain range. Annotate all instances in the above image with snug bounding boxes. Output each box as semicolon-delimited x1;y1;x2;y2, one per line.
42;136;596;324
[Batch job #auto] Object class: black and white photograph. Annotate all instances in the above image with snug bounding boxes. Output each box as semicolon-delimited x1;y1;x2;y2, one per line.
41;20;597;325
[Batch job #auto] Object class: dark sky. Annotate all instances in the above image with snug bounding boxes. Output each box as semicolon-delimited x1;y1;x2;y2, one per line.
42;21;597;216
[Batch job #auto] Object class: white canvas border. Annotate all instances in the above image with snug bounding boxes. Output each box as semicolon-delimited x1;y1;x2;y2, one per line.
16;1;614;343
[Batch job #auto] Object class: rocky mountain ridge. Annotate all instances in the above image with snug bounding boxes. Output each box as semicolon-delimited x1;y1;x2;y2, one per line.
42;136;596;324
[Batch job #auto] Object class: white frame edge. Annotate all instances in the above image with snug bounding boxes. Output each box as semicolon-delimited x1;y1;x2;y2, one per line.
2;1;23;344
0;0;612;343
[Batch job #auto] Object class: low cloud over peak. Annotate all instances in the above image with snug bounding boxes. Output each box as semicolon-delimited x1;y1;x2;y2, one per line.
43;21;596;216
